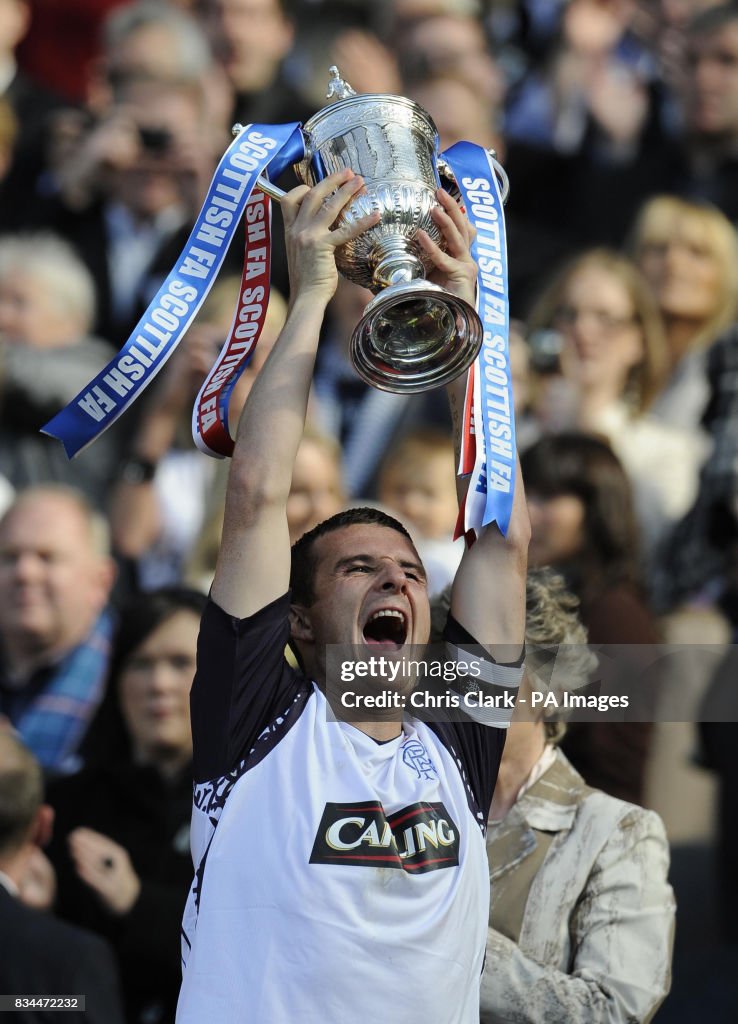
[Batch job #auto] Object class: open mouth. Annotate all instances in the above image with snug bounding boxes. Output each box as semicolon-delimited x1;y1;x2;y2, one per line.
362;608;408;650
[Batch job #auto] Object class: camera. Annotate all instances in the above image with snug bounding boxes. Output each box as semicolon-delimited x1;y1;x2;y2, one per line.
527;328;563;375
137;126;173;155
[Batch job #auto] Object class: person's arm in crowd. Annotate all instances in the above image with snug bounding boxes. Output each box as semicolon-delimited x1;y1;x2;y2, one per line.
480;809;675;1024
66;827;183;975
418;189;530;659
211;170;379;619
109;328;220;558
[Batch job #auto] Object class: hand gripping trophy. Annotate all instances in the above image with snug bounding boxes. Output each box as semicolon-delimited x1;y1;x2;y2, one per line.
42;66;511;501
242;66;509;394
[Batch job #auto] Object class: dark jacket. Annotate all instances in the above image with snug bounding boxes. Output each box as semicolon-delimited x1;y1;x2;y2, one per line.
0;883;124;1024
47;761;193;1024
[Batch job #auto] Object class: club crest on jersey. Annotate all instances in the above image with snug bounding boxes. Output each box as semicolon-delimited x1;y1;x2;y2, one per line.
310;801;460;873
402;738;438;781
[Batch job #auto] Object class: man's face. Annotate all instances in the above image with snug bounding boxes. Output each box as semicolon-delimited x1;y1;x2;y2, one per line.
379;449;458;542
0;495;112;654
295;524;431;660
204;0;293;93
687;22;738;137
112;82;207;219
0;269;80;348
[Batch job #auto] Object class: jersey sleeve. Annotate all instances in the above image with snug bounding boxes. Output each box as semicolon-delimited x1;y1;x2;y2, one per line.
190;592;308;783
431;614;524;824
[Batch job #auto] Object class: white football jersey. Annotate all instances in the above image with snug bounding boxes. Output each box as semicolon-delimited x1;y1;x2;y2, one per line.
177;594;519;1024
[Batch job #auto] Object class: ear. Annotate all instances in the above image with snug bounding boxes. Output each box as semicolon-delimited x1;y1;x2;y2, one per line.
31;804;54;849
289;604;314;644
94;556;117;604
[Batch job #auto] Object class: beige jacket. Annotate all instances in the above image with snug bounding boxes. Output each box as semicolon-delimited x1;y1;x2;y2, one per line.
481;749;675;1023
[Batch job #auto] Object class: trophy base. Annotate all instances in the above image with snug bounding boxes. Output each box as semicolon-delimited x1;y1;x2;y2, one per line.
350;280;483;394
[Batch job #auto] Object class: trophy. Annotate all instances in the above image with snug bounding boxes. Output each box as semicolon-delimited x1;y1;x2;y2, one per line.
237;67;509;394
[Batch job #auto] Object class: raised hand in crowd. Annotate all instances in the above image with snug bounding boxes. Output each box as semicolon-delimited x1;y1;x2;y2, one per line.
67;828;141;917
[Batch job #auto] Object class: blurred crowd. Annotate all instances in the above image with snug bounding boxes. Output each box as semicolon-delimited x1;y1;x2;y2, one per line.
1;0;738;1020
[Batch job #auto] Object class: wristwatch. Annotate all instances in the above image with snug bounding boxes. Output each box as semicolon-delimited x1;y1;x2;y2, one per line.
118;456;158;484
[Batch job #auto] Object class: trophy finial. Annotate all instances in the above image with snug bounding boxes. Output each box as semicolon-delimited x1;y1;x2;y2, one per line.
326;66;356;102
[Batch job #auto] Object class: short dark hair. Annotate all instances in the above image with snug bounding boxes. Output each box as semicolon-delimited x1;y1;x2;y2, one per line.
0;734;43;858
289;507;415;606
690;2;738;36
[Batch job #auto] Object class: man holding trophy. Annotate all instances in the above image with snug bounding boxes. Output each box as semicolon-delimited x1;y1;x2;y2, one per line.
39;65;526;1021
176;152;529;1020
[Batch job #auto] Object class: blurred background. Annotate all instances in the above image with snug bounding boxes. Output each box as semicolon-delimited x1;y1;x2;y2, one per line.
2;1;738;1020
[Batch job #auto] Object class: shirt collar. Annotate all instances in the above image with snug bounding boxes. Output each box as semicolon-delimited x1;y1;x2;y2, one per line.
0;867;19;898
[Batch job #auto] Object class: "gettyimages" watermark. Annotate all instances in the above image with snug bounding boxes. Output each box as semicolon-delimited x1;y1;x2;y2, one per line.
323;641;738;725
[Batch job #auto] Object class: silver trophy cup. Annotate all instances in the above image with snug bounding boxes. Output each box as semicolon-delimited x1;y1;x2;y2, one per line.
239;67;508;393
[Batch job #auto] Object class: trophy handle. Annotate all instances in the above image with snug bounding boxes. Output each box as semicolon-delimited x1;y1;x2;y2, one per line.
254;176;287;203
437;150;510;207
231;123;289;203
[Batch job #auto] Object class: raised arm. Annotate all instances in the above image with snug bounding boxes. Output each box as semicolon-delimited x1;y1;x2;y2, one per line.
418;190;530;660
211;170;379;619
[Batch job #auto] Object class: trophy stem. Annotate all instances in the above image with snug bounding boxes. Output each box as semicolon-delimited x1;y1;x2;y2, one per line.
371;238;425;290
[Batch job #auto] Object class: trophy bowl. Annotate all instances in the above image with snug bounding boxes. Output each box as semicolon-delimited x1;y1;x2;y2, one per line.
293;68;487;394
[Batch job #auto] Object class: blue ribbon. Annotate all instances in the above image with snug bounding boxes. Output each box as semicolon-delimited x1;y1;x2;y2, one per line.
42;123;305;458
440;142;515;536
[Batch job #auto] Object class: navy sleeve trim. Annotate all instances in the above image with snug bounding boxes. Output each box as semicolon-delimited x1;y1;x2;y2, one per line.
191;591;305;783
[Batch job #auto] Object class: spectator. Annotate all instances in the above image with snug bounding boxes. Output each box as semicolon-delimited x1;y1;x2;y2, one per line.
110;281;286;590
526;248;705;552
43;73;218;347
521;433;660;804
286;428;345;545
312;278;450;498
47;587;206;1024
406;68;575;316
676;2;738;222
495;0;680;273
653;322;738;612
436;569;675;1024
0;486;116;774
82;1;230;156
395;7;504;113
0;731;125;1024
197;0;307;126
290;1;400;108
631;194;738;429
101;1;214;88
406;68;502;153
504;0;651;153
0;233;121;506
378;428;462;595
185;426;345;592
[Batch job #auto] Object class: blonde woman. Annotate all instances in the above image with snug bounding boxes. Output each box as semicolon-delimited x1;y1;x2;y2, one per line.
431;570;675;1024
631;194;738;428
527;248;706;553
484;569;674;1024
